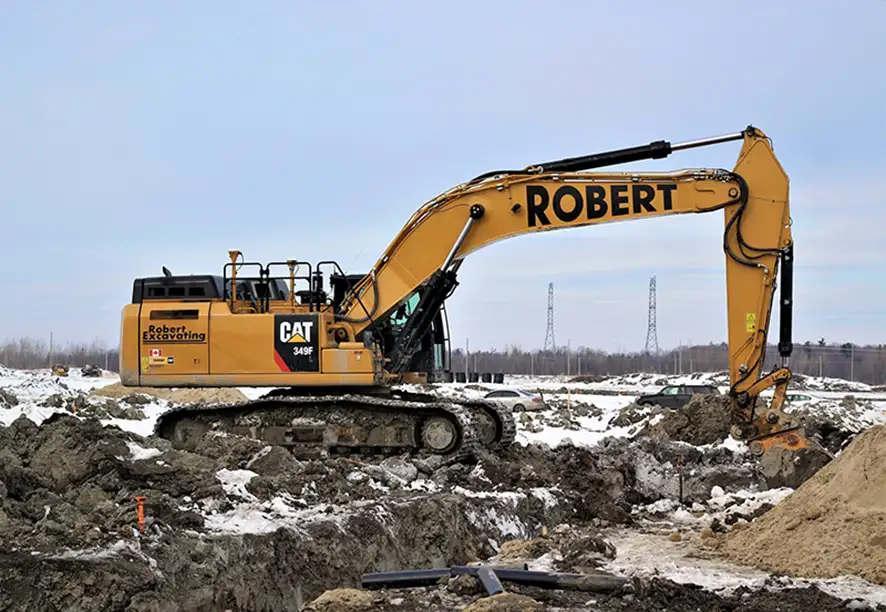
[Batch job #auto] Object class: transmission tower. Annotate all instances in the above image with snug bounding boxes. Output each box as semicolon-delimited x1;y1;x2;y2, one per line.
645;275;659;355
543;282;556;352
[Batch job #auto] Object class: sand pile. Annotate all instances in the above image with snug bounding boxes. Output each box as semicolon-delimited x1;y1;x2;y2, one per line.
90;382;247;404
719;424;886;584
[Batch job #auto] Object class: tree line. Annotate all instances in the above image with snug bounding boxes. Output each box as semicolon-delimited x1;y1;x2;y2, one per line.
0;337;118;372
1;336;884;386
451;339;886;385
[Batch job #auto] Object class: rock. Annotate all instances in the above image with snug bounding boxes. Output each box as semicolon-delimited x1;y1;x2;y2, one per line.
414;456;444;474
0;388;18;407
302;588;378;611
462;593;543;611
121;393;153;406
380;457;418;483
448;573;482;596
759;445;833;489
498;538;551;560
246;446;301;476
639;394;732;446
81;365;102;377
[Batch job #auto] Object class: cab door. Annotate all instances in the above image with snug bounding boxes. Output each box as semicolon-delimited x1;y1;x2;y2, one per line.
138;303;210;376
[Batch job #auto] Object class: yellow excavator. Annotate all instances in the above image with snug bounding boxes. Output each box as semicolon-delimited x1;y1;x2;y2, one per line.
119;125;813;464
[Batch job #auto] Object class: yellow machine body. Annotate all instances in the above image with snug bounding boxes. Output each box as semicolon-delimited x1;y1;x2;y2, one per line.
117;126;819;462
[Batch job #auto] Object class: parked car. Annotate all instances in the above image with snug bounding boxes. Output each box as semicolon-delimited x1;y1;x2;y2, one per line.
785;393;816;405
635;384;721;409
483;388;546;412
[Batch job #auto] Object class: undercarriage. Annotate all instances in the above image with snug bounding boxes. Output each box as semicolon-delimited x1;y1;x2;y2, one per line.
154;387;516;463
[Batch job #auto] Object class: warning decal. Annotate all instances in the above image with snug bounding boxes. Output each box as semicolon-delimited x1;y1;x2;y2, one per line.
746;312;757;333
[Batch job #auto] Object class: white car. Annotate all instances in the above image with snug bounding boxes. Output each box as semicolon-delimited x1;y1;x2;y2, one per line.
483;388;546;412
785;392;817;405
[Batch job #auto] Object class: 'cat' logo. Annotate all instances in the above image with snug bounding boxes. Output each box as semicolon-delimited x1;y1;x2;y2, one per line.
279;320;313;344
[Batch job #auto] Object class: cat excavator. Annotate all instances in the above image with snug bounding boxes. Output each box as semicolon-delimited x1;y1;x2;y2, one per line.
118;125;818;469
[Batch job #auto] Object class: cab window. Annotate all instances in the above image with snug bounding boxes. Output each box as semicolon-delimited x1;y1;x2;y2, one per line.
390;292;420;326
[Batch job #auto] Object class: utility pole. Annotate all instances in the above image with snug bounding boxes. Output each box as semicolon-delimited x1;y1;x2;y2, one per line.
677;341;683;374
49;332;53;369
567;339;571;376
465;338;470;379
850;345;855;381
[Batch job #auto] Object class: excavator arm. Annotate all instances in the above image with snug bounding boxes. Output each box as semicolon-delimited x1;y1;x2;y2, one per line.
339;126;806;455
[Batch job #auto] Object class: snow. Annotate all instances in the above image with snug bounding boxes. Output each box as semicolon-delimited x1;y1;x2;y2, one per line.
3;366;883;454
601;529;886;608
202;496;379;536
216;469;260;502
126;441;163;461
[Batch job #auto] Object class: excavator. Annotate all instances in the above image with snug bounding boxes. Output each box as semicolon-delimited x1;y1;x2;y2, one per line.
118;125;817;467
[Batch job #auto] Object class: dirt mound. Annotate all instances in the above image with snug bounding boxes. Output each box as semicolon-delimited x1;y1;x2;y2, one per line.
718;424;886;584
90;382;247;404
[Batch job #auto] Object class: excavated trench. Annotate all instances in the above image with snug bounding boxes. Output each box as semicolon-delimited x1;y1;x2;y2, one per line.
0;397;878;611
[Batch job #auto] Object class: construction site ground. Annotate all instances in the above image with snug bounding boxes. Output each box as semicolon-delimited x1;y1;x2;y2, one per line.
2;365;886;611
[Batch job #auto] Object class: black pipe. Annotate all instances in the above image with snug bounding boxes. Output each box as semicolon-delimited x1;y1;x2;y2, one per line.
361;565;630;594
778;243;794;359
476;567;505;596
361;568;450;589
453;566;629;592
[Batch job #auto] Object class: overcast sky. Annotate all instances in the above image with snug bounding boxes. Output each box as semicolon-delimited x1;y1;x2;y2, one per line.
1;1;884;353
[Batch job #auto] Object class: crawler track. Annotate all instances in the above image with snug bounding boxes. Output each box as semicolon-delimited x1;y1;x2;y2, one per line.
154;388;515;463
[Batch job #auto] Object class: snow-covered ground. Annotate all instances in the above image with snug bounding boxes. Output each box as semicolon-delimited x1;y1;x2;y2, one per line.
603;528;886;608
2;365;885;448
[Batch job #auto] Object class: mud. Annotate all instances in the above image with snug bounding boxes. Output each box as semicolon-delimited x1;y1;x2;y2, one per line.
1;400;880;611
0;414;637;610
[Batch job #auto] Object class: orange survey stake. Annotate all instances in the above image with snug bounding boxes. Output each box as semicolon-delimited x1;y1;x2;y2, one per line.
135;495;146;533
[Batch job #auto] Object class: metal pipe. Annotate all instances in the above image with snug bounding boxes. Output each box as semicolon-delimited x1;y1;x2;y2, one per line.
441;217;476;271
671;131;745;152
777;243;794;363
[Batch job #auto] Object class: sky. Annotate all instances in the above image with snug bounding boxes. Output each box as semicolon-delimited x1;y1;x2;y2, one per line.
1;1;884;354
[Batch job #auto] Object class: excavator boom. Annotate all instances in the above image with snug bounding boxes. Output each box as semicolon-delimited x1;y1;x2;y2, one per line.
120;126;810;463
334;126;800;454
